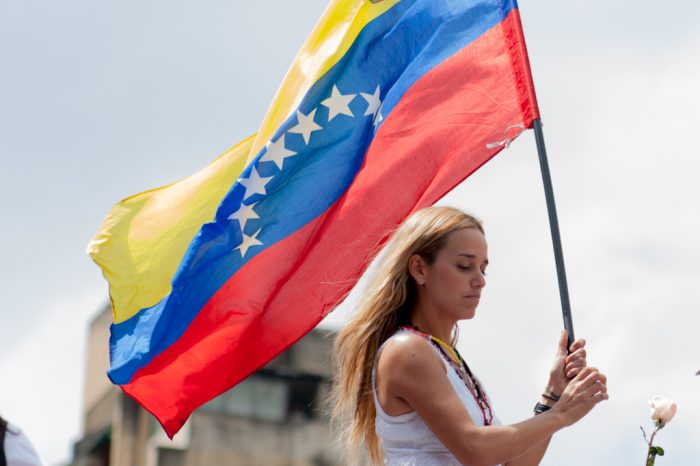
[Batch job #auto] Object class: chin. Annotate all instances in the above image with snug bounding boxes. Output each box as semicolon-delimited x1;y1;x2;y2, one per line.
456;309;477;321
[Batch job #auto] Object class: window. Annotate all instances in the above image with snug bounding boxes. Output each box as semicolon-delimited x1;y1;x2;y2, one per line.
288;378;321;420
157;448;185;466
202;375;288;422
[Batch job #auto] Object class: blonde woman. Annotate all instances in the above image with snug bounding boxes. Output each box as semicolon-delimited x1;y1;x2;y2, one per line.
332;206;608;466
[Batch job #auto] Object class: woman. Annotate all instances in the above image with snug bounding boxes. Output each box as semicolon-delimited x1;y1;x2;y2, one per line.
332;206;608;465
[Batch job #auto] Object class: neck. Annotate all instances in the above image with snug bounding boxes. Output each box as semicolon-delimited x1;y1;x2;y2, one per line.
409;306;456;344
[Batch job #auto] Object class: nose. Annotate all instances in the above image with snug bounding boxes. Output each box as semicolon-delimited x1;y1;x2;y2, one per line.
472;271;486;288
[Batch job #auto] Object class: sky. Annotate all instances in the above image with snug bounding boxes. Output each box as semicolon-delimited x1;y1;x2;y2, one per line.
1;0;699;465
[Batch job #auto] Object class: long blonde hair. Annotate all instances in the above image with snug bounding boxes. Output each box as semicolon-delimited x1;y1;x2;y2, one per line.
331;206;484;464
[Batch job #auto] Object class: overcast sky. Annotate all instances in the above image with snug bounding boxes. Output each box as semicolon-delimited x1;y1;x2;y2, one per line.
1;1;699;465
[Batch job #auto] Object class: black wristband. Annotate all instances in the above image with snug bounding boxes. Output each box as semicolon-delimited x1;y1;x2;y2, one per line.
534;402;552;415
542;391;561;402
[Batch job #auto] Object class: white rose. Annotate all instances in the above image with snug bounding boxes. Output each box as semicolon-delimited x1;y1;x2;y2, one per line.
648;395;678;426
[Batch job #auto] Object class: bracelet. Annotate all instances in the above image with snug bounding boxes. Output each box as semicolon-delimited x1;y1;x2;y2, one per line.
534;402;552;415
542;391;561;403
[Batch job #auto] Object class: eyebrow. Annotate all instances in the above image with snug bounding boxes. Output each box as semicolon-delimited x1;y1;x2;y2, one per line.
457;253;489;265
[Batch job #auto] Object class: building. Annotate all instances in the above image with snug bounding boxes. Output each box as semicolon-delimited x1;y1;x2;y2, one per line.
69;305;341;466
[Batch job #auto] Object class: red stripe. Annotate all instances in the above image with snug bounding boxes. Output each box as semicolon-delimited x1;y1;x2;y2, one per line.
502;10;540;123
123;10;539;437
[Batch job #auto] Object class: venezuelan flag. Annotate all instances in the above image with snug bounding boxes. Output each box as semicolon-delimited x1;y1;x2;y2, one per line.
88;0;539;437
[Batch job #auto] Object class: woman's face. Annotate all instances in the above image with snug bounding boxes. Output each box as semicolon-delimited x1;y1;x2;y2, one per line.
413;227;488;321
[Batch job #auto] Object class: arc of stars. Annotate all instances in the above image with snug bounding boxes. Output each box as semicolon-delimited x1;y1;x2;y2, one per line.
230;81;386;261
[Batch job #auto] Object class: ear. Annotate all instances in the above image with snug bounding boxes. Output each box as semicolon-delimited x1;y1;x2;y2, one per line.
408;254;427;286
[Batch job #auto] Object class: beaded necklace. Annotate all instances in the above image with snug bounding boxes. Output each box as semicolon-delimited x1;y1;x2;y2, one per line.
400;324;493;426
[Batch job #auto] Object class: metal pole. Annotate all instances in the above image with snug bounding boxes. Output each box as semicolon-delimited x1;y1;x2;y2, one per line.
532;118;575;348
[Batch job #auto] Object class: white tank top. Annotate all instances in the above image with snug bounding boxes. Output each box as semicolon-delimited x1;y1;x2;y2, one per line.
373;329;501;466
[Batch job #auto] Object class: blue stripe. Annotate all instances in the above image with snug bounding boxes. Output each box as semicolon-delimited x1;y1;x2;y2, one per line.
109;0;518;384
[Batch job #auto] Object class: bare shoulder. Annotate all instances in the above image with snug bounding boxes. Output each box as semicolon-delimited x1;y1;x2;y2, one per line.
377;332;446;390
377;333;484;464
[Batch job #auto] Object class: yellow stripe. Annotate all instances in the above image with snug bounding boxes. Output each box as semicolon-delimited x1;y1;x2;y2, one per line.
248;0;400;162
88;136;254;323
88;0;399;324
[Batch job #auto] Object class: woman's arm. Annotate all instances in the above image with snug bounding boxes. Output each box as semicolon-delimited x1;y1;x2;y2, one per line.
502;397;554;466
504;331;590;466
377;334;607;466
502;432;551;466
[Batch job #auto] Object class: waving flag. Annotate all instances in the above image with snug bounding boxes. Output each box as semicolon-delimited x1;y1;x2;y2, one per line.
89;0;539;437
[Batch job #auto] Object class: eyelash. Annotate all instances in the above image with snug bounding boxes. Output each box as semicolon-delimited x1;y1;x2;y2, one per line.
457;265;487;276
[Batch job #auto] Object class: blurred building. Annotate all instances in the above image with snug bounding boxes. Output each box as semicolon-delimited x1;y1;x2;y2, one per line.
69;304;340;466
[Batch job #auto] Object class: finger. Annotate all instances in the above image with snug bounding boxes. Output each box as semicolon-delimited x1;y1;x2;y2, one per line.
557;329;569;355
580;380;608;400
576;367;601;387
566;366;585;378
591;378;607;392
597;373;607;385
584;379;607;398
565;368;594;387
565;348;587;365
564;355;586;367
573;366;597;381
565;358;587;372
569;338;586;352
567;365;586;378
588;374;607;391
565;360;587;375
566;357;586;368
565;358;586;373
582;384;599;398
583;371;607;387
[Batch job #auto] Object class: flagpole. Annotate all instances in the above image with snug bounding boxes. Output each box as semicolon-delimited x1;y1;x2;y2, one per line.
531;118;575;348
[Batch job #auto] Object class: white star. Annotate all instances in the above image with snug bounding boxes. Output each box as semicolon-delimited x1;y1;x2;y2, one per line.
288;109;322;145
373;102;384;129
227;202;260;231
321;85;356;121
361;85;382;118
238;166;273;200
260;135;297;170
234;228;263;258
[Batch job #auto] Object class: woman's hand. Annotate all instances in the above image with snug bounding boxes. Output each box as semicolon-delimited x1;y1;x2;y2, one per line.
550;366;608;427
545;330;587;397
